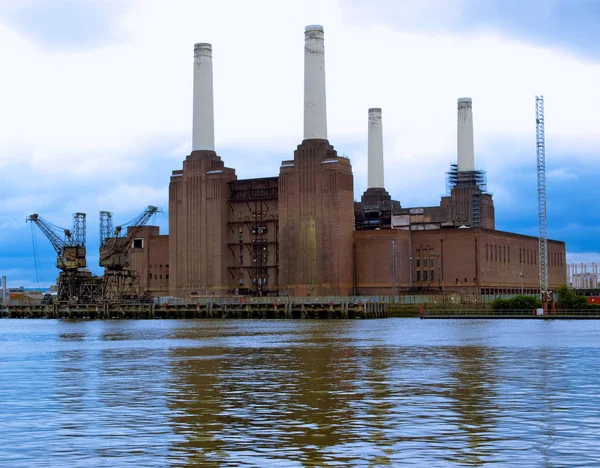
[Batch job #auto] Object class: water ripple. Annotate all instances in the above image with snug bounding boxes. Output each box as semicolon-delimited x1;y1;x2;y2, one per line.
1;319;600;466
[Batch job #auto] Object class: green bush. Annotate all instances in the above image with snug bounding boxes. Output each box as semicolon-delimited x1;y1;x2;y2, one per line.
491;298;510;310
492;295;542;311
556;285;588;310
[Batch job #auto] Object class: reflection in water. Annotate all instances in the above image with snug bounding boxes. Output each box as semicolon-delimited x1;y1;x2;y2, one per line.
447;346;497;465
2;320;600;466
168;325;366;465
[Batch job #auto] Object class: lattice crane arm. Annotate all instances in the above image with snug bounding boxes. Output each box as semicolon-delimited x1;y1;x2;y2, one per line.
100;206;161;262
26;214;69;255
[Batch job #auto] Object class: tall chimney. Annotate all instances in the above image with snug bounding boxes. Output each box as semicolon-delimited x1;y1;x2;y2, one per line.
304;25;327;140
367;108;384;188
1;276;6;304
457;97;475;172
192;43;215;151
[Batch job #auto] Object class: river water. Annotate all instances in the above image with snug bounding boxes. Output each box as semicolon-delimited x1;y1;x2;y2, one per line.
1;319;599;467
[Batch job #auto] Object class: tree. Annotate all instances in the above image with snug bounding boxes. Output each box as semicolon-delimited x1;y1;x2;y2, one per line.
492;295;541;311
556;286;588;310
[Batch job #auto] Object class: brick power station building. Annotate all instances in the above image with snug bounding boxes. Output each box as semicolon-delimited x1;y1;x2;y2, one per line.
131;25;566;299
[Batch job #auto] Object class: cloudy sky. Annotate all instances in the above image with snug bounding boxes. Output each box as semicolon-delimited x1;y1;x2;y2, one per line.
0;0;599;288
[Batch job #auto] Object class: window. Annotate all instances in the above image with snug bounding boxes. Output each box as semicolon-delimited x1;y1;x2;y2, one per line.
166;275;169;279
486;244;489;261
159;275;162;279
133;238;143;249
416;259;420;268
508;247;510;263
430;270;435;281
417;271;421;281
519;248;522;263
423;270;428;281
417;249;421;258
154;275;157;280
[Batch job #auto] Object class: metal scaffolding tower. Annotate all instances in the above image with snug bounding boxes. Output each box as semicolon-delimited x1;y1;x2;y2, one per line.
72;213;86;247
99;211;113;248
536;96;549;307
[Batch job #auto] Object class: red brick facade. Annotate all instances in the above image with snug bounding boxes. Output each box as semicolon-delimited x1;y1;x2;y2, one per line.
354;228;566;295
278;139;355;296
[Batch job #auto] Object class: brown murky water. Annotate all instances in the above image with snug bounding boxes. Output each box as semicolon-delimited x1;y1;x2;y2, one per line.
1;319;600;466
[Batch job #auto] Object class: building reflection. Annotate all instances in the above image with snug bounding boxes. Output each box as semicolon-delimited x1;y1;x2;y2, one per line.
447;345;498;465
352;346;397;466
166;324;381;465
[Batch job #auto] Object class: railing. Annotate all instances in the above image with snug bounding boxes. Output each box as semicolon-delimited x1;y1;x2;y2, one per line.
156;294;515;306
422;309;600;318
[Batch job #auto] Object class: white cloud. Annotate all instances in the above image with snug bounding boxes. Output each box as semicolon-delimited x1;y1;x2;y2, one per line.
548;167;577;181
0;0;599;248
567;252;600;265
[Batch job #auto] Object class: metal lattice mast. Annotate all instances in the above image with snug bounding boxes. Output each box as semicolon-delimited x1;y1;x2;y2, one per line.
72;213;87;247
536;96;548;297
99;211;113;247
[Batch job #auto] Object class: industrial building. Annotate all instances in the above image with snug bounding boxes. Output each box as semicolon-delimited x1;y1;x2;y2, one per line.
129;25;566;299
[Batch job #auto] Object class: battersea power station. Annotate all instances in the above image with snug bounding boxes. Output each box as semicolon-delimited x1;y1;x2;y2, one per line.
130;25;567;299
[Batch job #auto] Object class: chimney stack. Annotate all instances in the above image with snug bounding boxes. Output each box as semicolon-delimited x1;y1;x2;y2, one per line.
192;43;215;151
367;108;384;188
304;25;327;140
457;97;475;172
1;276;6;305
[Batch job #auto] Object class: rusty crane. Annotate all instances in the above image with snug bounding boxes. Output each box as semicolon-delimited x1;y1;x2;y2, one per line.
99;206;160;302
27;212;99;303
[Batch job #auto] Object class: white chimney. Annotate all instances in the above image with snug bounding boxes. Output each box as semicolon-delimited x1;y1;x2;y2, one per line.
1;276;6;304
304;25;327;140
192;43;215;151
368;108;384;188
457;97;475;172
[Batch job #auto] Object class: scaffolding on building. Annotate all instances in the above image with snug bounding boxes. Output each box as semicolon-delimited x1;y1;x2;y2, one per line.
445;163;488;227
445;163;488;194
227;178;279;296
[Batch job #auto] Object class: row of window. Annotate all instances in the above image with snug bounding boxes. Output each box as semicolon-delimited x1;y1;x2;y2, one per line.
416;248;437;282
486;244;563;267
416;248;433;258
238;226;269;236
235;277;269;286
549;251;563;267
482;288;540;295
148;274;169;280
149;264;168;270
486;244;511;263
416;270;436;281
519;248;536;265
236;211;268;219
238;256;269;264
